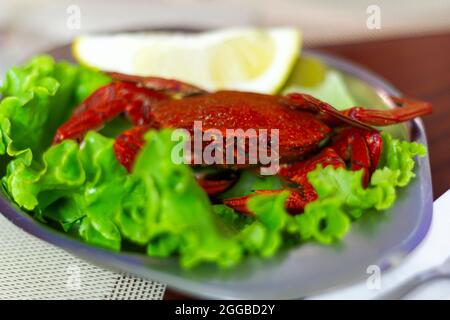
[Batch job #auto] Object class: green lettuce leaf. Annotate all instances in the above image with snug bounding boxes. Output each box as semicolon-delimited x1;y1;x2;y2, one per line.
0;55;110;161
212;204;253;234
296;197;351;244
0;55;115;247
2;132;126;250
241;191;292;257
3;139;84;211
378;132;427;186
123;129;242;268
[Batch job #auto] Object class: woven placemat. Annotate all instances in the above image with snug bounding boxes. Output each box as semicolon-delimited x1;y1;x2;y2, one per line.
0;214;166;300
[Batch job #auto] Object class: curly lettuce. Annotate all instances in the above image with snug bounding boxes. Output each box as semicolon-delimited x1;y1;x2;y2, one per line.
0;55;110;161
3;132;126;250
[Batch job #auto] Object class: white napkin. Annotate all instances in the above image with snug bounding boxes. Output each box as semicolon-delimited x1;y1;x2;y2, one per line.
310;190;450;300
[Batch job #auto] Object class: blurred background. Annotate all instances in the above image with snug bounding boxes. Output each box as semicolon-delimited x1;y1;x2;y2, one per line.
0;0;450;72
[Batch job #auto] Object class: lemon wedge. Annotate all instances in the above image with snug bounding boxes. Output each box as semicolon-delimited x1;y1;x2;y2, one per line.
73;28;301;93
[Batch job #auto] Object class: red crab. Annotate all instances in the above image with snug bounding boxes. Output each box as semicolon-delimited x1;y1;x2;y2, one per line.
53;72;432;215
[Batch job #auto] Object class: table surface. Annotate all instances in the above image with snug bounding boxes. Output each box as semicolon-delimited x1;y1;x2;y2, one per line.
164;32;450;300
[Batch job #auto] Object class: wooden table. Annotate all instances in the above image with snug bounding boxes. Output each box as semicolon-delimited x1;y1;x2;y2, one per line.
165;32;450;300
320;33;450;199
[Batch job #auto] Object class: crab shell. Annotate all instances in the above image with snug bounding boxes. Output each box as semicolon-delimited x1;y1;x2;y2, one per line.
149;91;332;164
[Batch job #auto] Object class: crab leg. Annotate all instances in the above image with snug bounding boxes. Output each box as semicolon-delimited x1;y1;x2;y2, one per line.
363;130;383;172
53;82;168;144
223;148;345;215
107;72;206;97
223;127;381;215
340;96;432;126
113;125;152;171
53;75;208;145
329;128;373;186
282;93;375;131
283;93;432;129
223;190;313;216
